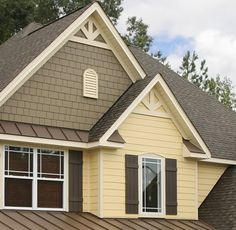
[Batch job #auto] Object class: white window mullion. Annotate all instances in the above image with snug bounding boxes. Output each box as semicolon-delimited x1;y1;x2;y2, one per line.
32;148;37;209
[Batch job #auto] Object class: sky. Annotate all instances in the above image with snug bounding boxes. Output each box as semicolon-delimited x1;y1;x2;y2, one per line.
117;0;236;90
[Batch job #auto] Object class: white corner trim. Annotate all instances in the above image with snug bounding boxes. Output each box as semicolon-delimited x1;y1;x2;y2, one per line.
99;74;161;143
158;77;212;159
202;158;236;165
0;134;124;149
98;150;104;218
0;1;145;108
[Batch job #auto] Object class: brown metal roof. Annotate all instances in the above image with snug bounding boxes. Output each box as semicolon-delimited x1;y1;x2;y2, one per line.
0;211;214;230
0;120;124;144
0;120;89;143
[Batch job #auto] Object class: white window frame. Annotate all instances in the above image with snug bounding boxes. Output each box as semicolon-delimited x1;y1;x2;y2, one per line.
3;145;68;211
139;154;165;217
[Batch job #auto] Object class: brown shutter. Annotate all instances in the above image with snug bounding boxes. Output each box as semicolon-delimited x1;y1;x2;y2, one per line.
165;158;177;215
69;150;83;212
125;154;139;214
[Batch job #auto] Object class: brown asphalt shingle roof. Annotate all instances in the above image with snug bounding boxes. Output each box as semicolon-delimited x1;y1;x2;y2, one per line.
0;211;214;230
0;3;235;161
0;3;91;92
129;45;236;161
199;165;236;230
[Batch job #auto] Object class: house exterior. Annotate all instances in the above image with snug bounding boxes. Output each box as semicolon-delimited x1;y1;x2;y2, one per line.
0;2;235;229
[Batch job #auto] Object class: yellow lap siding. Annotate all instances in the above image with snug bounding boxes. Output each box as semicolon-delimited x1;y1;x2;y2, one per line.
102;113;198;219
198;162;227;206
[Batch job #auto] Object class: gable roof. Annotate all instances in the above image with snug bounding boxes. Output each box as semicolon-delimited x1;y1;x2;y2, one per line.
0;4;90;92
89;75;156;141
129;45;236;161
199;166;236;230
0;3;235;162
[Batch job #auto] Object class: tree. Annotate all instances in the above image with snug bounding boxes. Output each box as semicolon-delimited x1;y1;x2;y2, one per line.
125;16;153;52
151;51;171;68
178;51;208;89
178;51;236;109
0;0;123;44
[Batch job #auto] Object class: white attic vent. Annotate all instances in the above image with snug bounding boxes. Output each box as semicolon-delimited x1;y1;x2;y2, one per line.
83;69;98;99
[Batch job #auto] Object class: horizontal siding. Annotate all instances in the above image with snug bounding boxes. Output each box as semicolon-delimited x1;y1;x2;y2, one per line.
102;113;198;219
198;162;226;206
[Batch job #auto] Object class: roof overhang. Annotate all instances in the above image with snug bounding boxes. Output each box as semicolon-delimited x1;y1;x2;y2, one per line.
0;133;124;150
0;2;145;108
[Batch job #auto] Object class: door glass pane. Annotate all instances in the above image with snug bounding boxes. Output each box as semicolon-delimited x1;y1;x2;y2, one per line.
5;178;32;207
142;158;162;213
37;181;63;208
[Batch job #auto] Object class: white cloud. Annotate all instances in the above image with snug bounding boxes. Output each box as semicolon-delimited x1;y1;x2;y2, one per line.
118;0;236;88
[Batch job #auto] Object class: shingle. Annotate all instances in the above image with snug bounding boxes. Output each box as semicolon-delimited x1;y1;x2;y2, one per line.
199;166;236;230
129;45;236;161
89;75;155;142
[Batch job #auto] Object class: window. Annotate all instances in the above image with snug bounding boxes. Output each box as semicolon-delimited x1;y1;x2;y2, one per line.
140;156;164;214
4;145;65;210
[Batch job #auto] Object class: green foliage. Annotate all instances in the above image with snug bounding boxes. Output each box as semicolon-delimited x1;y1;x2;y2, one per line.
179;51;236;109
0;0;123;44
0;0;35;44
125;16;153;52
178;51;208;89
151;51;171;68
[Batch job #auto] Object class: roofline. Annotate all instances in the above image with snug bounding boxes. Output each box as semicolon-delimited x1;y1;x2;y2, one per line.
202;158;236;165
99;73;213;159
99;74;160;143
0;134;124;149
0;2;145;108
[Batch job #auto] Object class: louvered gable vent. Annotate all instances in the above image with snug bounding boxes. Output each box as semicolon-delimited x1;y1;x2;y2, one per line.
83;69;98;98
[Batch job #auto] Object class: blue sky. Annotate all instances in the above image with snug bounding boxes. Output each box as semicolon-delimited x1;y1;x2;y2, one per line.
118;0;236;91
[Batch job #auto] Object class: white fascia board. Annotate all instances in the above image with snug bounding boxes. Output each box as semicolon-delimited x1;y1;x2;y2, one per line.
0;134;124;149
202;158;236;165
0;2;145;108
99;74;161;144
158;77;212;159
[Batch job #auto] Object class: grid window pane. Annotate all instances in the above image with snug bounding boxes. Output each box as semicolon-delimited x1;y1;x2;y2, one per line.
142;157;162;213
5;146;33;177
37;181;63;208
37;150;64;179
5;178;32;207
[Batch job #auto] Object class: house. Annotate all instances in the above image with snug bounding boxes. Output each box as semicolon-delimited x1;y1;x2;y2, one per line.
0;1;235;229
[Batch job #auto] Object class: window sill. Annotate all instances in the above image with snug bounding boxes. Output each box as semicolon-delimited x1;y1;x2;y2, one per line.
139;213;165;218
4;206;65;212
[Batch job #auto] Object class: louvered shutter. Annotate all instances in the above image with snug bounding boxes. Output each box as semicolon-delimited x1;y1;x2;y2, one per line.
83;69;98;98
69;150;83;212
125;154;139;214
165;158;177;215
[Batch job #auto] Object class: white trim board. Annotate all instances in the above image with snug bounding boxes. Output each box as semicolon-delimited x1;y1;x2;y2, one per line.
0;134;124;149
0;2;145;108
99;74;211;161
202;158;236;165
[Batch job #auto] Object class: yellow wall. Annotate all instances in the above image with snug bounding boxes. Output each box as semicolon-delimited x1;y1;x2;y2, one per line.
198;162;226;206
102;112;198;219
83;149;100;216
